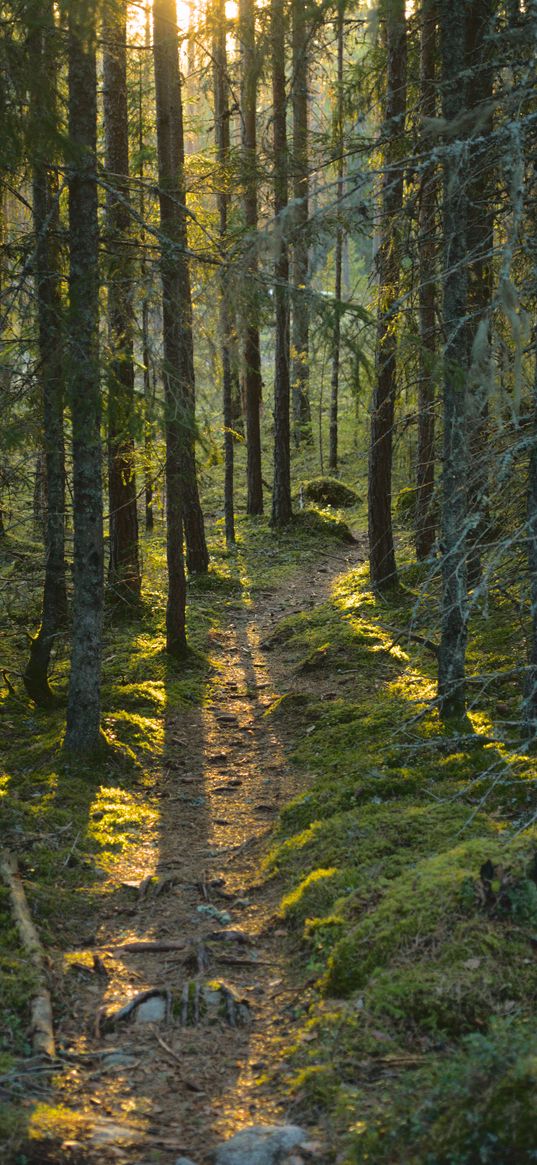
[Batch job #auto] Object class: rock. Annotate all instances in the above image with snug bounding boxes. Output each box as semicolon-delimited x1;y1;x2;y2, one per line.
134;995;167;1024
175;1158;198;1165
213;1125;308;1165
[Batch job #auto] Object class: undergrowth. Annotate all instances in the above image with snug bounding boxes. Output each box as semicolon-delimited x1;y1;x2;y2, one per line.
266;559;537;1164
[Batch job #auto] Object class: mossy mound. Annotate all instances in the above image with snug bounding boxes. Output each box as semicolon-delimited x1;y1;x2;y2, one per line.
294;507;357;544
348;1020;537;1165
267;557;537;1164
301;477;360;509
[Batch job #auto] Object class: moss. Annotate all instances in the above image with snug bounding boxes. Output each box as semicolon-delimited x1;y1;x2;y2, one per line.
301;478;360;509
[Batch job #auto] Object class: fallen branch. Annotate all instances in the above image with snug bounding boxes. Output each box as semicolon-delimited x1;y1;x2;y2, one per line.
0;850;55;1057
109;940;188;954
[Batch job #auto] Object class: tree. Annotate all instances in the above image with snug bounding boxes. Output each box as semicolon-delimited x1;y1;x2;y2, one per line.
64;0;104;754
153;0;208;580
328;0;345;475
23;0;67;705
290;0;312;445
415;0;437;562
367;0;406;591
437;0;470;719
103;0;141;605
271;0;292;526
213;0;236;544
239;0;264;514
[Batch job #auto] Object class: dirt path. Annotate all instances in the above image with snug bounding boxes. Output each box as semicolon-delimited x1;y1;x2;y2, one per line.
48;543;361;1164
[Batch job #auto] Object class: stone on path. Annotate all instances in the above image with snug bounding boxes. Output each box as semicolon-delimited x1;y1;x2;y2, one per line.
213;1125;307;1165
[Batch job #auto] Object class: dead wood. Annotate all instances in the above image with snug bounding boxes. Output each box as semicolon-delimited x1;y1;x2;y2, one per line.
0;849;55;1057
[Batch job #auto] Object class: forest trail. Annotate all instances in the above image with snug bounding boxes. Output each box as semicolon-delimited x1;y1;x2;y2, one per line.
47;539;363;1165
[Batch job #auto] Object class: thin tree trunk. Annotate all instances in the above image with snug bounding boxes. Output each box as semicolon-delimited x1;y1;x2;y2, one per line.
465;0;495;587
24;0;67;706
271;0;292;526
291;0;312;445
437;0;470;720
367;0;406;591
153;0;208;582
329;0;344;475
524;346;537;736
415;0;437;561
139;3;154;534
213;0;235;545
103;0;141;605
64;0;104;755
239;0;263;515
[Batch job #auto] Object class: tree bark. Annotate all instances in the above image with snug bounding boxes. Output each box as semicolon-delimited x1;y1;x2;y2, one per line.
103;0;141;606
415;0;437;561
139;3;155;534
64;0;104;755
24;0;67;706
437;0;470;720
154;0;200;652
291;0;312;445
270;0;292;526
329;0;345;475
465;0;495;586
525;346;537;736
239;0;263;515
213;0;235;544
367;0;406;591
154;0;208;579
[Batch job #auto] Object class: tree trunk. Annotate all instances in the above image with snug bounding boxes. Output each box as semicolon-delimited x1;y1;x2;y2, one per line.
524;347;537;736
24;0;68;706
465;0;495;587
103;0;141;606
239;0;263;515
213;0;235;545
437;0;470;720
415;0;437;561
139;3;154;535
367;0;406;591
270;0;292;526
153;0;208;583
291;0;312;445
64;0;104;755
329;0;344;475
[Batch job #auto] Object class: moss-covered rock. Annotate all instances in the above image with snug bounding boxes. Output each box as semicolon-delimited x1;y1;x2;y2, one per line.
301;477;360;509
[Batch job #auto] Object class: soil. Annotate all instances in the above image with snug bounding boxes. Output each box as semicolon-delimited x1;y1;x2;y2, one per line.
35;541;363;1165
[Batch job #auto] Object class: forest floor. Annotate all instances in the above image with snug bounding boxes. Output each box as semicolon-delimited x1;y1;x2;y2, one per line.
0;517;363;1165
3;504;537;1165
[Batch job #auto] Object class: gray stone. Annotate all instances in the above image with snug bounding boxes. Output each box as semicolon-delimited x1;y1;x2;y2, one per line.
213;1125;307;1165
175;1158;198;1165
134;995;167;1024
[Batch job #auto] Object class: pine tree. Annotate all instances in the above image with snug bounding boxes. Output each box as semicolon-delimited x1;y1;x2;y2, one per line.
23;0;67;705
64;0;104;754
271;0;292;526
103;0;141;605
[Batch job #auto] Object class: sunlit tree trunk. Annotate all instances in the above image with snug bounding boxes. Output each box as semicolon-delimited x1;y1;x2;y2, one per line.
271;0;292;526
367;0;406;591
525;344;537;736
213;0;235;544
291;0;312;445
154;0;208;579
437;0;470;719
139;2;154;534
239;0;263;514
64;0;104;754
24;0;67;705
329;0;344;475
415;0;437;561
103;0;141;605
